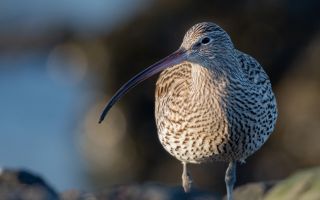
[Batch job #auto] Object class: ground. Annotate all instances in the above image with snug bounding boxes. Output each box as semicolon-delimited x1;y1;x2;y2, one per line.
0;167;319;200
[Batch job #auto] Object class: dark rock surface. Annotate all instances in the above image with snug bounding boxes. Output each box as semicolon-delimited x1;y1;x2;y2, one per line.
62;183;219;200
1;167;320;200
0;169;58;200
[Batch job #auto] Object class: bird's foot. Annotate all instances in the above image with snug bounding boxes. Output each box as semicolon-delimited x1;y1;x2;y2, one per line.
182;170;192;192
182;162;192;192
225;161;237;200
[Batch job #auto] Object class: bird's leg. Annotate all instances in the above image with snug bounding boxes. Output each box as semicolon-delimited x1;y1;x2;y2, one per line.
182;162;192;192
225;161;237;200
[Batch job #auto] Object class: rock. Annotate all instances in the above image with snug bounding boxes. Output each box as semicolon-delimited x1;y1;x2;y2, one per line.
62;183;219;200
0;168;58;200
230;181;277;200
264;167;320;200
229;167;320;200
1;167;320;200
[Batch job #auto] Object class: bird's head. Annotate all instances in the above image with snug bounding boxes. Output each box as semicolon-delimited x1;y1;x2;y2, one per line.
99;22;234;123
181;22;234;65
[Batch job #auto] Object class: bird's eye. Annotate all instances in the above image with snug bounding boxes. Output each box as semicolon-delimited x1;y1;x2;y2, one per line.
201;37;211;44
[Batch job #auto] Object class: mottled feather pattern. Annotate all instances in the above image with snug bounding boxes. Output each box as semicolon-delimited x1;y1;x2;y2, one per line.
156;63;228;163
99;22;278;197
155;24;277;164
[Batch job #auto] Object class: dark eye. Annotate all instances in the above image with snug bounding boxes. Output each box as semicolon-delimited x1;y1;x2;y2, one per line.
201;37;211;44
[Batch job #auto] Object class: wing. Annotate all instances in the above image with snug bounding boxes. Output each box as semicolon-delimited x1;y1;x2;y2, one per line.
235;49;270;86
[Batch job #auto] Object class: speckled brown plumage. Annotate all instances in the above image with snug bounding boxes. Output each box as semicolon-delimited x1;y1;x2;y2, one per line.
155;53;276;164
154;23;277;199
99;22;278;200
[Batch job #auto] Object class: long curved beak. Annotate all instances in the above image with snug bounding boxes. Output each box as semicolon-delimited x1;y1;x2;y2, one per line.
99;48;187;123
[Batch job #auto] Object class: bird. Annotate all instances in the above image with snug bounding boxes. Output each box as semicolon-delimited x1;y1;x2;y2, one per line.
99;22;278;200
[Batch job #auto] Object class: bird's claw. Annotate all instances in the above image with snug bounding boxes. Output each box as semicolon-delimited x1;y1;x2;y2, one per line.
182;171;192;192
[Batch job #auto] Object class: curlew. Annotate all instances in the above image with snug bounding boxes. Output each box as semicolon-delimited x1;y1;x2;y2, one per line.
99;22;277;200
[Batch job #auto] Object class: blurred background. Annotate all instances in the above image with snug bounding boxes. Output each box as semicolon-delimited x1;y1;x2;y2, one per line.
0;0;319;195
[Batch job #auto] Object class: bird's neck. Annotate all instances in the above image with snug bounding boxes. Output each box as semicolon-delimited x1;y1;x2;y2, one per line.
156;61;236;102
190;63;230;98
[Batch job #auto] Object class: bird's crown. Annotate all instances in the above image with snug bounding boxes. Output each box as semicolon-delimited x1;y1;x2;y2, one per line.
181;22;232;50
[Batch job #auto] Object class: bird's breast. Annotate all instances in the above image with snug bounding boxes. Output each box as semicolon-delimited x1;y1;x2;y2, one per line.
155;62;231;163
